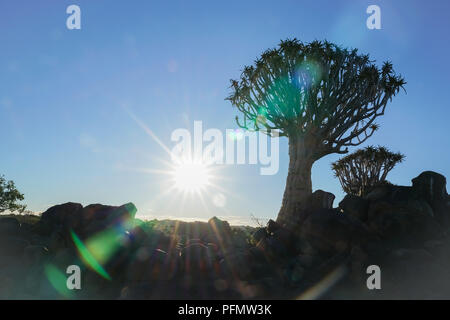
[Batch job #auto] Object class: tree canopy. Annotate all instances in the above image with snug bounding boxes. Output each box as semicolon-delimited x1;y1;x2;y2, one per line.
0;175;26;213
227;39;406;158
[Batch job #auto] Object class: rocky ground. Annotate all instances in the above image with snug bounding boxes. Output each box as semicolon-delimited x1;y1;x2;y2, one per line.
0;170;449;300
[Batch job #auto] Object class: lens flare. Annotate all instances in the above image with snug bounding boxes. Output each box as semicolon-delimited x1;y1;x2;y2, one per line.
173;161;211;192
70;230;112;281
44;264;75;298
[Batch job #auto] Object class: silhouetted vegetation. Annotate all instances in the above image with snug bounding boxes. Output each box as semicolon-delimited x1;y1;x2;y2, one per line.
332;146;405;196
0;175;26;213
227;39;406;228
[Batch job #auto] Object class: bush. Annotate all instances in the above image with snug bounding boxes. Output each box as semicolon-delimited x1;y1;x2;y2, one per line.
0;175;26;213
331;146;405;196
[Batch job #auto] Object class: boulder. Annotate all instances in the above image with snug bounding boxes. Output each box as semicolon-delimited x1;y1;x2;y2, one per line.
364;183;393;201
252;227;268;244
284;260;306;284
0;217;20;237
412;171;447;204
339;195;369;222
180;242;219;282
82;202;136;225
255;236;288;263
267;219;281;234
125;247;172;283
220;250;253;280
389;186;414;202
31;220;53;237
0;237;30;257
367;199;439;246
299;208;372;255
49;247;79;268
207;217;232;248
279;190;337;231
47;229;67;253
390;248;434;262
271;227;299;257
308;190;336;210
412;171;448;221
295;254;318;269
41;202;83;230
80;202;137;237
23;245;49;266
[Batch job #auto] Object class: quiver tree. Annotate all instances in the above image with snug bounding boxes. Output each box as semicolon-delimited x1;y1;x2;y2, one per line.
226;39;405;230
332;146;405;196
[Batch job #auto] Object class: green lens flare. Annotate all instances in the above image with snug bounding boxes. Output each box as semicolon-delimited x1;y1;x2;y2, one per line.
70;230;112;281
44;264;74;299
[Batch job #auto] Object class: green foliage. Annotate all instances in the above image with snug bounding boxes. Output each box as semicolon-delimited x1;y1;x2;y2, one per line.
227;39;405;157
331;146;405;196
0;175;26;213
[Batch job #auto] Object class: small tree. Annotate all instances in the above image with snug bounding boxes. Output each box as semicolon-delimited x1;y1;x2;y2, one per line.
227;39;405;229
331;146;405;196
0;175;26;213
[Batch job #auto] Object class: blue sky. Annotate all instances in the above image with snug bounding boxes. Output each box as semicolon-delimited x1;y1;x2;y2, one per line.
1;0;449;225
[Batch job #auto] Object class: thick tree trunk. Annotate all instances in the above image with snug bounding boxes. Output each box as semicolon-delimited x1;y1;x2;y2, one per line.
276;135;315;230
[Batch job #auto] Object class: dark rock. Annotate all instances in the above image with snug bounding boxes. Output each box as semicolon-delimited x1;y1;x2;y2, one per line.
41;202;83;230
220;250;253;280
295;254;318;269
80;202;137;238
47;229;67;253
308;190;336;210
349;245;369;280
267;219;281;234
339;195;369;222
367;199;440;246
365;184;415;203
364;184;393;201
125;247;173;283
18;222;34;238
300;208;372;255
207;217;232;249
23;245;49;266
49;247;79;268
284;261;305;284
280;190;337;231
180;242;219;282
0;217;20;237
31;221;53;237
295;239;318;256
271;227;299;256
389;186;414;202
412;171;448;221
412;171;447;205
255;237;287;263
390;248;434;261
0;237;30;257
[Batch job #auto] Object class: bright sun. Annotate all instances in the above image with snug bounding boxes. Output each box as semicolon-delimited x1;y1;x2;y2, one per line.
172;161;211;192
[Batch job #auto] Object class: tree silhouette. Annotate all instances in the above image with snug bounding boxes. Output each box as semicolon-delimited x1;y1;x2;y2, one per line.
332;146;405;196
0;175;26;213
227;39;405;229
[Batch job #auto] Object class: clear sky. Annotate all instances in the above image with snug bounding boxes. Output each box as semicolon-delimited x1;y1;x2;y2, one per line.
1;0;449;225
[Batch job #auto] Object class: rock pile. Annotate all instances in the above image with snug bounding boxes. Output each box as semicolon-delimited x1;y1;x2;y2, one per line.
0;170;448;299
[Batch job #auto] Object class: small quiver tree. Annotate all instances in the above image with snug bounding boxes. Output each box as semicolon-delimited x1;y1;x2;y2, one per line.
331;146;405;196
